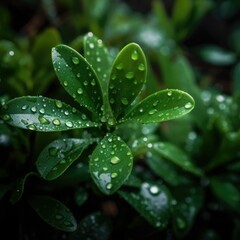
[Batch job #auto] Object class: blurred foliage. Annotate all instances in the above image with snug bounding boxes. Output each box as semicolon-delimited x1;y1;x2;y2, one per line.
0;0;240;239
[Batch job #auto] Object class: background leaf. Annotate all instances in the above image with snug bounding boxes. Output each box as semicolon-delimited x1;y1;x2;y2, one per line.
89;133;133;195
123;89;195;123
52;44;104;118
29;195;77;232
36;138;93;180
0;96;98;131
119;182;172;229
108;43;147;118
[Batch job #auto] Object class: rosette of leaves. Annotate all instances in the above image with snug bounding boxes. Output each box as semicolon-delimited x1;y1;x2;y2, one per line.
0;32;195;196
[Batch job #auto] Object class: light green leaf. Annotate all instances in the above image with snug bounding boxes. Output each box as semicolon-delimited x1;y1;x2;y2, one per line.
36;138;92;180
0;96;99;131
152;142;202;175
108;43;147;118
89;133;133;195
29;195;77;232
52;44;104;117
123;89;194;123
119;182;172;229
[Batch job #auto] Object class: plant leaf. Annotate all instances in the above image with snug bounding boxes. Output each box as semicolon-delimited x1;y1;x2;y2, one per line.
84;32;112;90
52;44;103;117
108;43;147;118
29;195;77;232
89;133;133;195
0;96;99;131
210;178;240;211
152;142;202;175
123;89;195;123
119;182;172;229
68;212;112;240
36;138;92;180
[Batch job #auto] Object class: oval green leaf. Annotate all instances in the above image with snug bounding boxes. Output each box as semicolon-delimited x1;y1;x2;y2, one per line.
52;44;103;117
84;32;112;90
119;182;172;229
152;142;202;176
29;195;77;232
108;43;147;118
89;133;133;195
0;96;99;131
123;89;195;123
36;138;92;180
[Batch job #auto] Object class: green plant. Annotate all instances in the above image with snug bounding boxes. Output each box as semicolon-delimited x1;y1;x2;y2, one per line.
0;33;195;234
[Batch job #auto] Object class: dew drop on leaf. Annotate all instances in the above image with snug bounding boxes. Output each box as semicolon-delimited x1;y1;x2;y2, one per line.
72;57;79;65
106;183;112;190
38;116;50;124
76;73;81;78
184;102;193;109
149;185;160;195
65;121;73;128
55;100;63;108
121;97;129;105
138;63;145;71
52;119;61;126
63;81;68;87
77;88;83;94
89;43;95;49
39;108;45;114
116;63;123;70
125;72;134;79
27;124;37;130
21;105;28;110
148;109;157;115
31;106;37;113
131;50;139;60
111;173;118;178
55;214;63;220
2;114;11;121
49;147;58;156
110;156;121;164
167;91;172;97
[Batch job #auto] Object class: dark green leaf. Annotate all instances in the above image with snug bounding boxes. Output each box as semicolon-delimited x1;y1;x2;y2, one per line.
84;32;111;90
36;138;92;180
68;212;112;240
123;89;195;123
10;172;36;204
0;96;99;131
210;178;240;211
119;182;172;229
29;195;77;232
152;142;202;175
108;43;147;118
89;133;133;195
52;44;104;117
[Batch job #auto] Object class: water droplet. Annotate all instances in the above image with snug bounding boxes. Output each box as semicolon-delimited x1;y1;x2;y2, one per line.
131;50;138;60
138;63;145;71
91;79;96;86
148;109;157;115
55;100;63;108
39;108;45;114
66;121;73;128
81;114;87;120
21;105;28;110
125;72;134;79
52;119;61;126
21;119;28;125
94;157;99;162
149;185;159;195
63;81;68;86
153;101;158;107
76;73;81;78
106;183;112;190
2;114;11;121
31;106;37;113
111;172;118;178
167;91;172;96
60;159;66;164
111;156;120;164
96;57;101;62
49;147;58;156
77;88;83;94
64;111;69;116
38;116;50;124
184;102;193;109
72;57;79;64
72;107;77;113
27;124;37;130
116;63;123;70
83;81;88;86
121;97;129;105
103;167;108;171
89;43;94;49
55;214;63;220
176;217;186;229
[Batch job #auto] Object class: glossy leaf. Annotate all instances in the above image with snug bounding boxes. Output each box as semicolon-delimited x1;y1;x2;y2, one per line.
84;32;111;90
210;178;240;211
36;138;92;180
123;89;195;123
52;44;104;117
89;133;133;195
10;172;36;204
68;212;112;240
29;195;77;232
152;142;202;175
0;96;99;131
119;182;172;229
108;43;147;118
